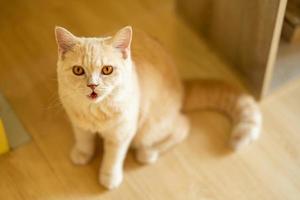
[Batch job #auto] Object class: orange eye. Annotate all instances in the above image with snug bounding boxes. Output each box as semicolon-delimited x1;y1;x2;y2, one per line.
101;65;113;75
72;65;85;76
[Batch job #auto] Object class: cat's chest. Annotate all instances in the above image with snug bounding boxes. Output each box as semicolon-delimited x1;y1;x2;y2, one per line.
67;103;123;132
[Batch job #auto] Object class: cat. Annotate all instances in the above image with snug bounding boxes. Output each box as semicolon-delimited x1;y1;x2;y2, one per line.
55;26;262;189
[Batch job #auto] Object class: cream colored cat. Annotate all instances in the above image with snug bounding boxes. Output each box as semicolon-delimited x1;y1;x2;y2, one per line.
55;26;262;189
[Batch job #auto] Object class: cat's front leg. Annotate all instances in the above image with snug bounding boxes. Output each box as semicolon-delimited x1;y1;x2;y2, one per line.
99;130;133;189
70;126;96;165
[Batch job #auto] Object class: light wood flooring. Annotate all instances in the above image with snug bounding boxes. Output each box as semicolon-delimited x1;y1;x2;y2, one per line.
0;0;300;199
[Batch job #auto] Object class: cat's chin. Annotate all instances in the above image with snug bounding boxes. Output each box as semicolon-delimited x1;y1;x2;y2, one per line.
87;96;101;104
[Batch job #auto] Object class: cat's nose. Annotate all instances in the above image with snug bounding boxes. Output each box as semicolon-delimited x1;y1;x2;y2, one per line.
87;84;98;90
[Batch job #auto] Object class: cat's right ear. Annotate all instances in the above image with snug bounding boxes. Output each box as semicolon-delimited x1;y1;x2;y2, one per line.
54;26;78;56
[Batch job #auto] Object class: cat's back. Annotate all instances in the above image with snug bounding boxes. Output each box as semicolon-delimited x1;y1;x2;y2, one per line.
131;29;183;123
131;29;178;77
132;28;182;87
132;28;183;96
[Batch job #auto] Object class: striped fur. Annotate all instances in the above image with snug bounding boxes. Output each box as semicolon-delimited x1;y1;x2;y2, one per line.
184;80;262;150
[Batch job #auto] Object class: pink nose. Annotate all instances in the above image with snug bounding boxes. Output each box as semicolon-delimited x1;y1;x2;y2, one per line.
87;84;98;90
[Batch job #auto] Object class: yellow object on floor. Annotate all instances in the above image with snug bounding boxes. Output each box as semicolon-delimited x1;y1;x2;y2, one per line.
0;118;9;154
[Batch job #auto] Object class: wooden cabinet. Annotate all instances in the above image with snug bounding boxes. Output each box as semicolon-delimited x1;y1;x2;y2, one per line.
177;0;292;99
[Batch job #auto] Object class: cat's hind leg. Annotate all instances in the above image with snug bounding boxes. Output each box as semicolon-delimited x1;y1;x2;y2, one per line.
135;114;189;164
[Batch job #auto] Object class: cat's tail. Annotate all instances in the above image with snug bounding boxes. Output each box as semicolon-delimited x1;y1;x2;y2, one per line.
183;80;262;150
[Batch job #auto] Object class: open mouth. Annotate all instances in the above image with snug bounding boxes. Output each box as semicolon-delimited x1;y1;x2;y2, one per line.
87;91;98;100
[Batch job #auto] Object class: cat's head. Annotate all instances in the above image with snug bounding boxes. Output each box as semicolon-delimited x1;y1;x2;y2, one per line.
55;26;133;103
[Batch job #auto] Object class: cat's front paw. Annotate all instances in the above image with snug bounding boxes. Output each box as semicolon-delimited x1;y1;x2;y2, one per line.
99;171;123;190
70;147;93;165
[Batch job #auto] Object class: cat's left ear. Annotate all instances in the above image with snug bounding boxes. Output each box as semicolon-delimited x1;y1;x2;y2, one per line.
111;26;132;59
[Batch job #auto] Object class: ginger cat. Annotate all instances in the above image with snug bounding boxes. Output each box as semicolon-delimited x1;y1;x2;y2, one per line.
55;26;262;189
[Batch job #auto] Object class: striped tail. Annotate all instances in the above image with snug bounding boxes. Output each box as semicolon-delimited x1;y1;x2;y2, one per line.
183;80;262;150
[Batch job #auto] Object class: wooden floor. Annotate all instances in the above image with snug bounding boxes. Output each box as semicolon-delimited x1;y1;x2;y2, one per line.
0;0;300;199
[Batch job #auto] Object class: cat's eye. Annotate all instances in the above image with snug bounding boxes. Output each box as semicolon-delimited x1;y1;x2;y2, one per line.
72;65;85;76
101;65;113;75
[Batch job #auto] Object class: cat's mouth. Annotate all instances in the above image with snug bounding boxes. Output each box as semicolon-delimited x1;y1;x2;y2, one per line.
87;91;98;100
